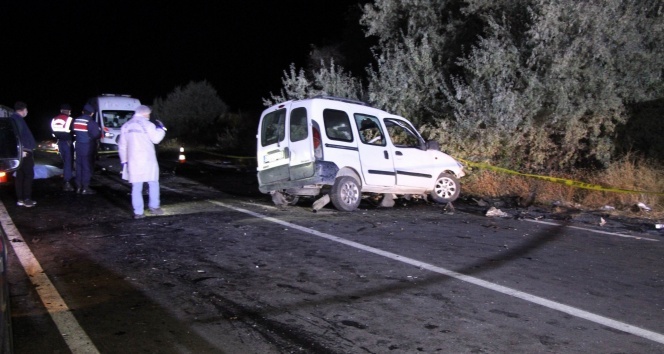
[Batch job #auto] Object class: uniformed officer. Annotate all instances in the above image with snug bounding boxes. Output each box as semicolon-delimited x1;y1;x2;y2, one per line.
51;104;75;191
73;104;101;194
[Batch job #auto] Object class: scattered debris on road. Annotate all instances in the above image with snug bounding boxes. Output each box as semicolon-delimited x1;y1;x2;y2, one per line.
486;207;510;218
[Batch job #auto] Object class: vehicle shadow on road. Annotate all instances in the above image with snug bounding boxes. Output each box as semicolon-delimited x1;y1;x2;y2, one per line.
8;245;229;353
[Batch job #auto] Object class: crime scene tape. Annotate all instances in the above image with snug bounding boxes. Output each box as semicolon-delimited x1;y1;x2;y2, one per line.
458;158;664;196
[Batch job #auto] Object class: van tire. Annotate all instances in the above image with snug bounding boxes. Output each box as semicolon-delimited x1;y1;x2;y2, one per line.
430;173;460;204
330;176;361;211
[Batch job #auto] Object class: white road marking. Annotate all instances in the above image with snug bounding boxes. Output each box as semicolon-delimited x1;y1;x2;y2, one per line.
209;200;664;346
523;218;659;242
0;203;100;354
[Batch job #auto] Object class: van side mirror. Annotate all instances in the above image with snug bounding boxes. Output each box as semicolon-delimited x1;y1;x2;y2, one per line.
425;140;440;151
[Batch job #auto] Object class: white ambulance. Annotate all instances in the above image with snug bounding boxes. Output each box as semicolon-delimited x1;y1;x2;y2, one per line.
89;94;141;151
256;96;466;211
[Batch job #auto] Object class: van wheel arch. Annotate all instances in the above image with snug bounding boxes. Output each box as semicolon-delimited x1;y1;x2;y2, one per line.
335;168;362;188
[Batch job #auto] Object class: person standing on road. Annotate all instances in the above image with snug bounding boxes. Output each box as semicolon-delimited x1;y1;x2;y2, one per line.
51;103;75;191
10;101;37;207
118;105;166;219
73;103;100;194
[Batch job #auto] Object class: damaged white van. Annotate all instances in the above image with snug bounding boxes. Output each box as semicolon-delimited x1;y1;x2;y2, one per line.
256;96;465;211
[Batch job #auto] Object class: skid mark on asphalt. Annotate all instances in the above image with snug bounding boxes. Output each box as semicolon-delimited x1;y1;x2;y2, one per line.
524;218;659;241
0;202;100;353
209;200;664;346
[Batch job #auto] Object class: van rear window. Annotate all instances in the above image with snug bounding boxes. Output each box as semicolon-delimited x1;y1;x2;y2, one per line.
261;109;286;146
323;109;353;142
290;108;308;142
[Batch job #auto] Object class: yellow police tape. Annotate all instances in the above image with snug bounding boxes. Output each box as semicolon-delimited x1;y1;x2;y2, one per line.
458;158;664;196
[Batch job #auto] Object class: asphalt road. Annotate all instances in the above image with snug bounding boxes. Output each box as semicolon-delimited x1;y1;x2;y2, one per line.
0;150;662;353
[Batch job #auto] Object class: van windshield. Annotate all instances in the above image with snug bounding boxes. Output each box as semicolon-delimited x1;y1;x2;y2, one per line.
101;110;134;129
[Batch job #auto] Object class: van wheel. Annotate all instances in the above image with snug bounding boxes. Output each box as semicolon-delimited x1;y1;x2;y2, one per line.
430;173;460;203
330;176;361;211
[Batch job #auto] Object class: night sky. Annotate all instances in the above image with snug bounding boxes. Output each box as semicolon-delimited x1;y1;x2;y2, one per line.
2;1;371;138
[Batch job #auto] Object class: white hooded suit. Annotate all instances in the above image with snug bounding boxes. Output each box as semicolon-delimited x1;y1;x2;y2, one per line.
118;110;165;183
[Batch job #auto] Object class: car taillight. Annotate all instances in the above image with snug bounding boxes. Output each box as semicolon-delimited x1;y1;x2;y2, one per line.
313;126;323;160
0;172;6;183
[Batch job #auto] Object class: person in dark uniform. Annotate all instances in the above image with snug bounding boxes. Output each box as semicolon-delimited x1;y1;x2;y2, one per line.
73;104;100;194
51;104;75;191
10;101;37;207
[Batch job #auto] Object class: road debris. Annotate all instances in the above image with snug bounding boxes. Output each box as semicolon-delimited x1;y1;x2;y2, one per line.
312;194;330;212
486;207;510;218
635;202;652;212
473;198;489;207
379;194;395;208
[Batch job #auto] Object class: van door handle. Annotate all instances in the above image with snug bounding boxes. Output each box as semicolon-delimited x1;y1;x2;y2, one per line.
284;147;290;158
384;151;389;159
395;151;403;156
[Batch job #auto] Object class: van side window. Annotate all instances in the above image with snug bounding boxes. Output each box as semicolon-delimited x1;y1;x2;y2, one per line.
384;118;422;148
354;114;385;146
260;108;286;146
323;109;353;142
290;108;308;142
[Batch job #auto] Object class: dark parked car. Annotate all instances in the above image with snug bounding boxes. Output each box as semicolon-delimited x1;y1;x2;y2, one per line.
0;117;20;353
0;118;21;186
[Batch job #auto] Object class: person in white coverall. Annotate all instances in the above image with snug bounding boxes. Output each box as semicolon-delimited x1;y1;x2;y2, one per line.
118;105;166;219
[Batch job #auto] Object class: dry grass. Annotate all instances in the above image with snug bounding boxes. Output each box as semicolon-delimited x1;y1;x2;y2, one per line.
462;155;664;220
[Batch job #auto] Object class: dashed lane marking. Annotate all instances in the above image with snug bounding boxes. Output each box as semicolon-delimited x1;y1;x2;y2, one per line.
209;200;664;346
0;202;100;354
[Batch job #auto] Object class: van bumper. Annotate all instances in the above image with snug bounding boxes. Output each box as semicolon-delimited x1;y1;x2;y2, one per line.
258;160;338;194
99;143;118;151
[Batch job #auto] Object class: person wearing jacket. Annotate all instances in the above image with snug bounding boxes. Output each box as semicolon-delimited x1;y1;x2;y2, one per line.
118;105;166;219
10;101;37;207
73;103;101;194
51;103;75;191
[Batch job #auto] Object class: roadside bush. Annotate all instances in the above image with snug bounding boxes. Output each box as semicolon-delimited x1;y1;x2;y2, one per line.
270;0;663;174
214;111;257;152
462;155;664;215
152;80;228;146
266;0;663;213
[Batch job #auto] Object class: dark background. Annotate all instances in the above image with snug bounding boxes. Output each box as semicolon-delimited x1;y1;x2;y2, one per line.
2;0;372;139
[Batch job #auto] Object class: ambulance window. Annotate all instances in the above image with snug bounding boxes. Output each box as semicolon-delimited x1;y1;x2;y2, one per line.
102;110;133;128
290;108;308;142
323;109;353;142
261;109;286;146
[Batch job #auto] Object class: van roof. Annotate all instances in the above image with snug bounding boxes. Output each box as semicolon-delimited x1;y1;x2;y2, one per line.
308;95;369;106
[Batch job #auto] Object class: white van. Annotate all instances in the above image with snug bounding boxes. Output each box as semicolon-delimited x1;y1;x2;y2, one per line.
256;96;465;211
89;94;141;151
